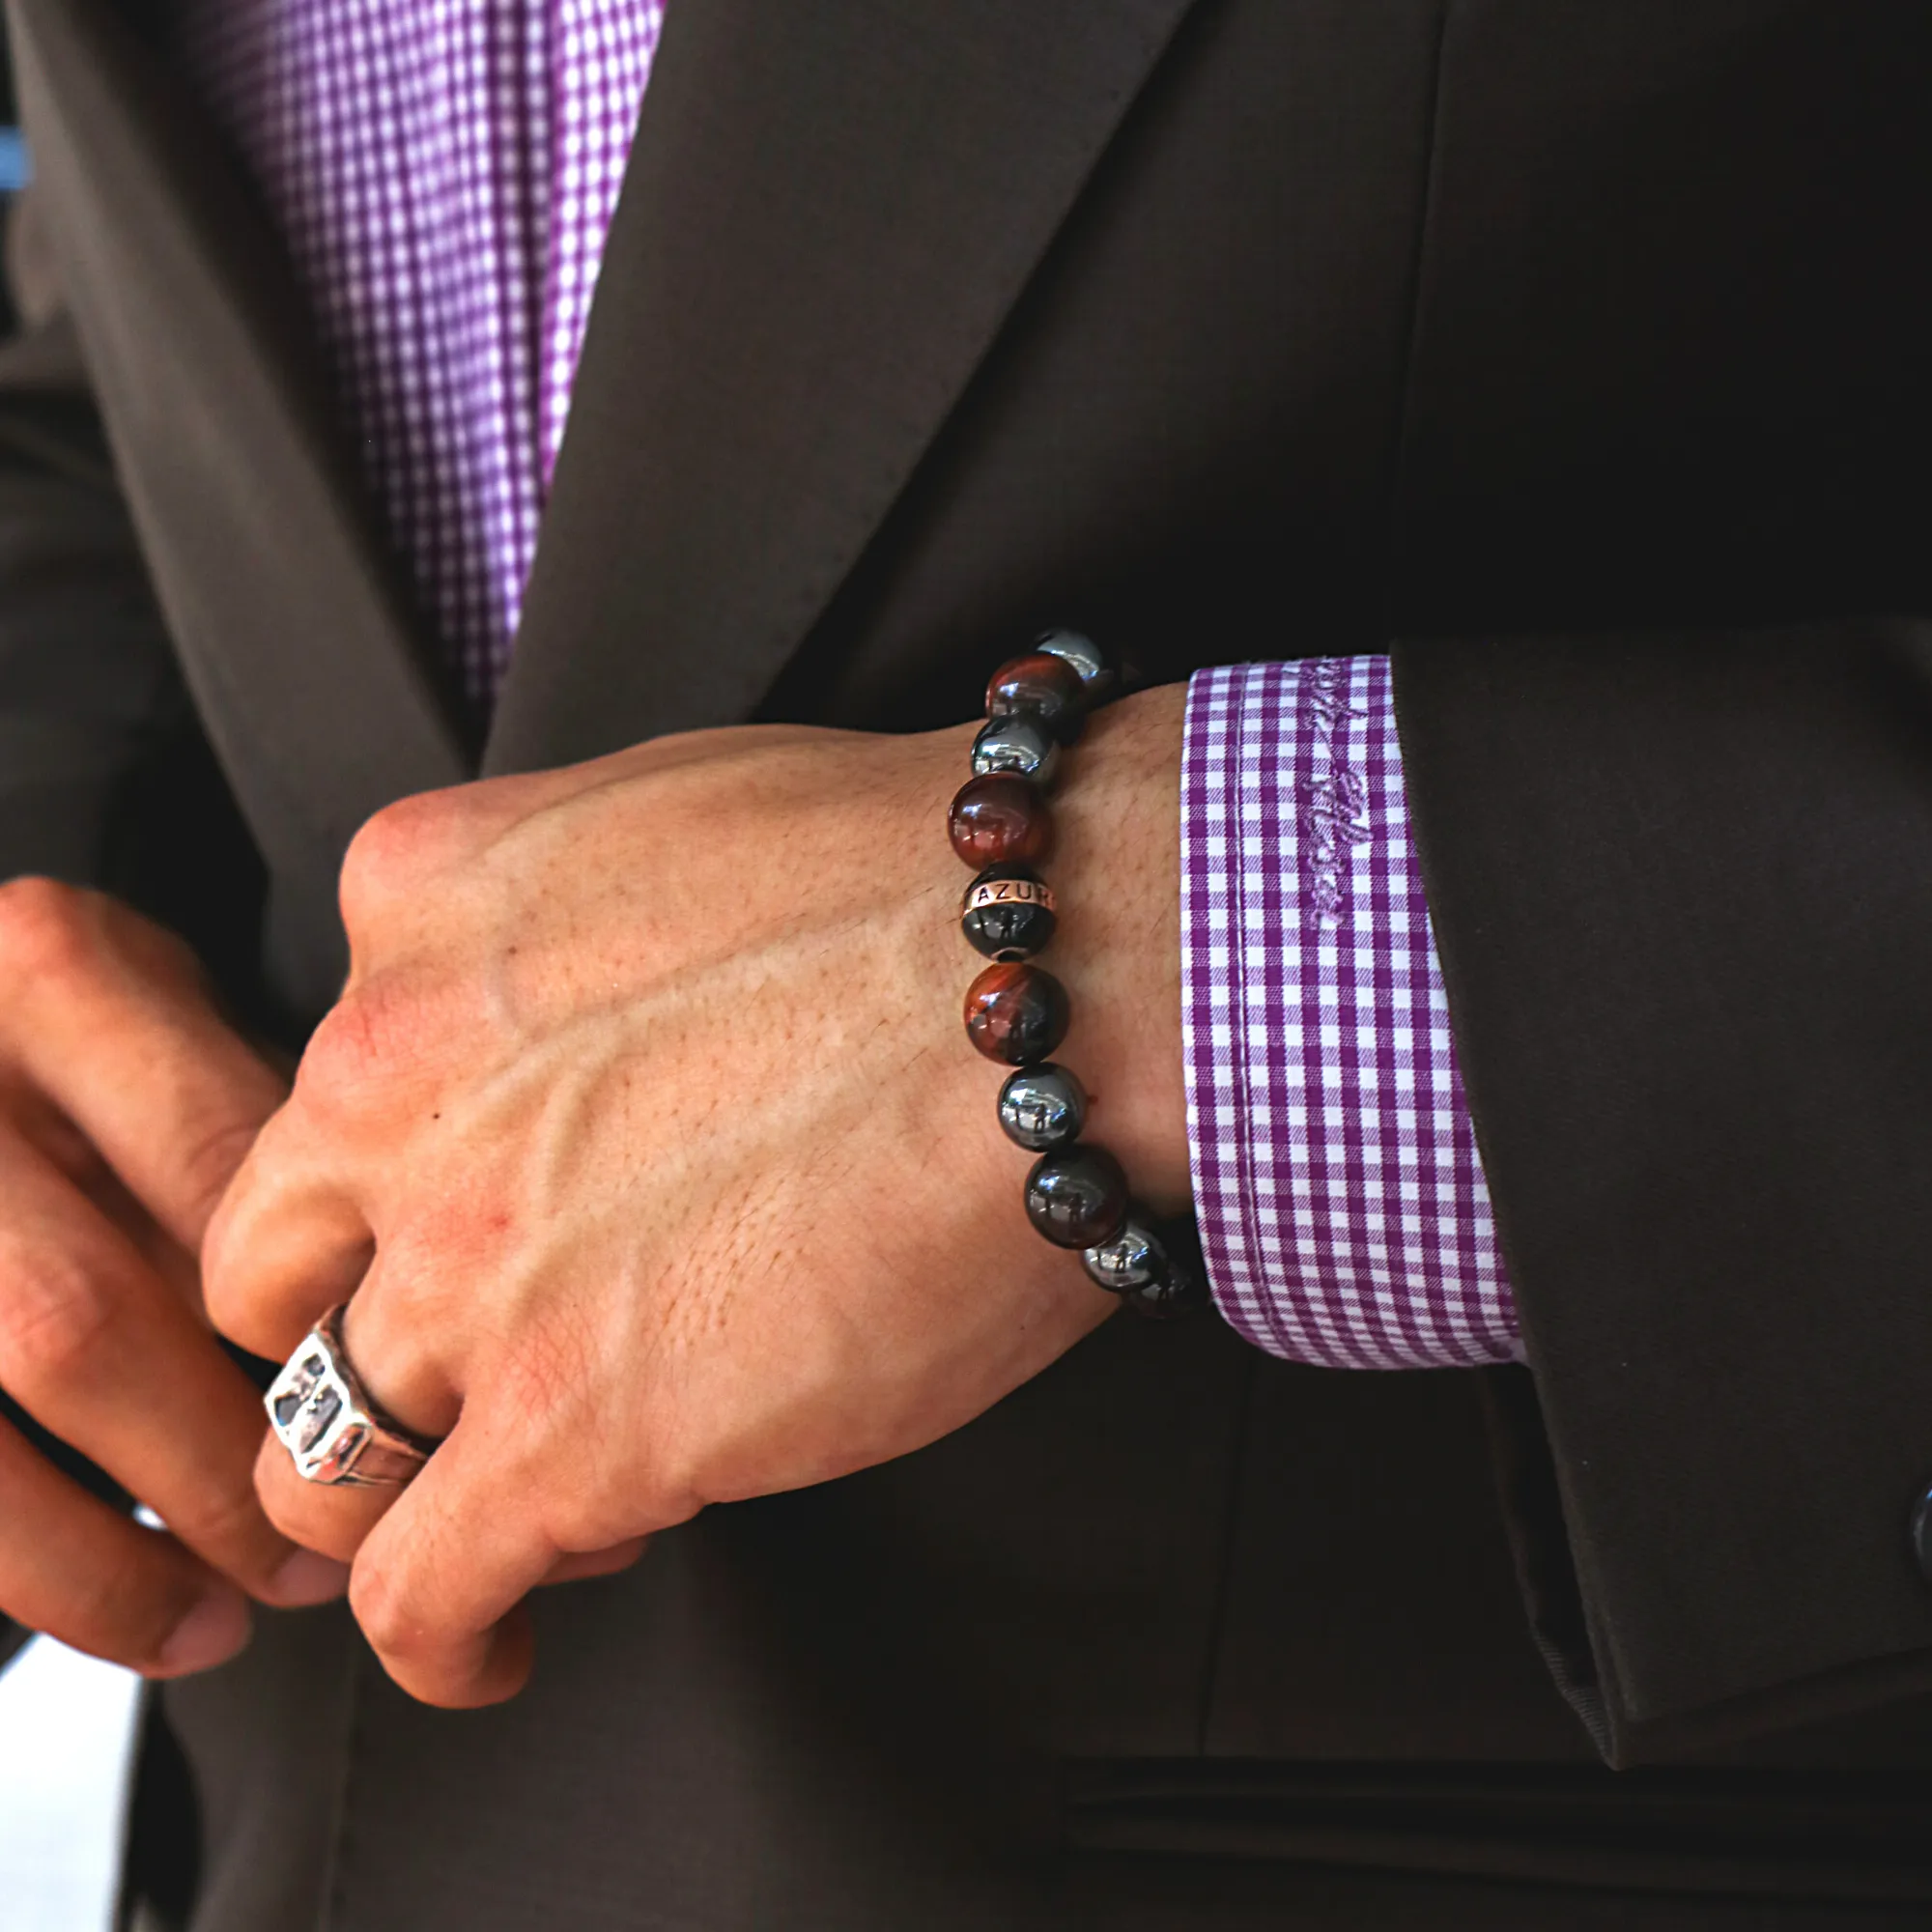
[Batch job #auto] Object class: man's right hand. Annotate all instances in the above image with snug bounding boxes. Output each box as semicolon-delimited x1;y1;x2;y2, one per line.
0;879;346;1677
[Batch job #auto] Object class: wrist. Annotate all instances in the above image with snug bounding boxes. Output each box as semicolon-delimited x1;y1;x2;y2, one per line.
1025;682;1190;1216
889;678;1190;1254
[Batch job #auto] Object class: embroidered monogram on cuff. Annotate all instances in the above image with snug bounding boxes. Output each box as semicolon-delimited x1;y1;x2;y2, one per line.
1180;659;1520;1369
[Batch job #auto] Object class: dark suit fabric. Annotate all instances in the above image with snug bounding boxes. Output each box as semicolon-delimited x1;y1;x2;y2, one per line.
3;0;1932;1924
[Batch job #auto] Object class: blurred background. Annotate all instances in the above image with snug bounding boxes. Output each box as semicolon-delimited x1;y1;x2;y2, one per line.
0;1641;142;1930
0;31;148;1932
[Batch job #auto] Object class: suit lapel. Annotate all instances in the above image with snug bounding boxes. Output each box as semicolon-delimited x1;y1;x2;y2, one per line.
489;0;1198;776
9;0;468;896
14;0;1198;806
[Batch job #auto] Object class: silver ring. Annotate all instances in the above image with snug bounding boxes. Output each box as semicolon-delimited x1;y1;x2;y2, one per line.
264;1303;439;1487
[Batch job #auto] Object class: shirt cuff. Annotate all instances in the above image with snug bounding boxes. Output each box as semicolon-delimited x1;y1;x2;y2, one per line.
1179;658;1519;1368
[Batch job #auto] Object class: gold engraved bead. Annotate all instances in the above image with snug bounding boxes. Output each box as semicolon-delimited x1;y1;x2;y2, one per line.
963;875;1056;916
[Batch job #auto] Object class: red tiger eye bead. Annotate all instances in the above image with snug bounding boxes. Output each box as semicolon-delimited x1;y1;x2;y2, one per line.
948;774;1053;869
985;651;1085;743
963;961;1070;1065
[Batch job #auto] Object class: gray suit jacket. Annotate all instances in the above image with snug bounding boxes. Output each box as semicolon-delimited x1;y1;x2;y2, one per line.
7;0;1932;1924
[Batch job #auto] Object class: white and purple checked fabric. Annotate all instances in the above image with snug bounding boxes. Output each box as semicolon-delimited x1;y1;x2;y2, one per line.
175;7;1511;1373
1181;660;1519;1368
539;2;660;489
180;0;662;713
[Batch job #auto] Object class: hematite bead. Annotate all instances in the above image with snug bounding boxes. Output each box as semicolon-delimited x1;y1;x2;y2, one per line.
1081;1212;1168;1294
1118;1264;1206;1321
1034;628;1112;696
986;651;1086;743
964;961;1069;1065
961;864;1057;960
1024;1146;1129;1249
972;714;1061;785
997;1062;1086;1151
1083;1212;1207;1318
949;774;1053;870
1111;1215;1208;1321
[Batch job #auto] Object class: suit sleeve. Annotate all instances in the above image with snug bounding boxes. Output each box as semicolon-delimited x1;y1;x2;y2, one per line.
1394;627;1932;1763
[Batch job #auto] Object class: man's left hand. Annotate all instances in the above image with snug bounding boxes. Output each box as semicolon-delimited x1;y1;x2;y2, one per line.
204;690;1188;1707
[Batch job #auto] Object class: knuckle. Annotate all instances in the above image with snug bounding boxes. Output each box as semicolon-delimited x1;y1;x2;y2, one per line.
294;970;475;1121
196;1122;298;1340
340;792;467;937
0;876;93;987
0;1240;116;1394
295;979;412;1114
197;1203;255;1342
348;1555;427;1661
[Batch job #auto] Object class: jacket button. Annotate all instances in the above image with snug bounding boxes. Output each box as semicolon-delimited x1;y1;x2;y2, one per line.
1913;1487;1932;1583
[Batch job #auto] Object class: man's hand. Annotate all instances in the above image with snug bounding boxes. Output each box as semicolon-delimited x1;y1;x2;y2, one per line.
0;883;348;1676
205;686;1189;1709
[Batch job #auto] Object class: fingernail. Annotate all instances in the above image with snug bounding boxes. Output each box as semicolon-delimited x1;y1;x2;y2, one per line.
157;1588;253;1675
270;1548;353;1606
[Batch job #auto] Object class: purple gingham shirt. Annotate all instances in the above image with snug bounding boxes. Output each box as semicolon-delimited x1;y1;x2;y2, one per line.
180;5;1516;1370
181;0;662;714
1182;661;1516;1366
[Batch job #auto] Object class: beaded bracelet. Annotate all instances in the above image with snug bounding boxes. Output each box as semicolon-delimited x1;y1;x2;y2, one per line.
950;630;1205;1320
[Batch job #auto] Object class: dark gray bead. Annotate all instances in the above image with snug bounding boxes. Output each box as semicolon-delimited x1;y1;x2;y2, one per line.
1024;1146;1128;1248
962;865;1057;961
1081;1212;1166;1293
998;1063;1087;1151
1117;1262;1207;1321
1035;628;1112;696
971;714;1061;785
1085;1210;1208;1318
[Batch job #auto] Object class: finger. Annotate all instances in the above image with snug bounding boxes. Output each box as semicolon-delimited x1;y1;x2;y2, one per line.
256;1449;646;1583
201;1107;374;1361
249;1271;456;1566
253;1428;397;1567
336;1257;460;1435
0;885;287;1252
8;1087;205;1312
0;1138;348;1607
539;1542;647;1587
335;727;845;978
0;1412;253;1677
349;1426;560;1707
